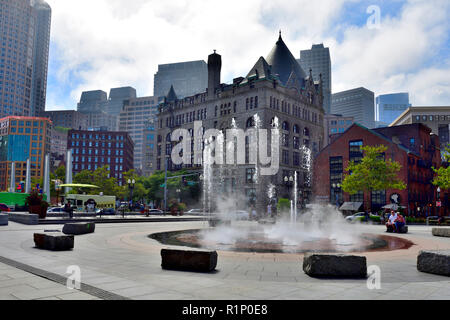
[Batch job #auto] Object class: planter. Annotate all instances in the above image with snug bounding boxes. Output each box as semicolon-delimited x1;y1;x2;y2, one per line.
29;205;41;215
39;207;47;219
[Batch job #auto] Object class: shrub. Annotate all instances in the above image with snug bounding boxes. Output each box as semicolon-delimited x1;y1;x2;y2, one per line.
178;202;187;211
277;198;290;212
25;190;44;206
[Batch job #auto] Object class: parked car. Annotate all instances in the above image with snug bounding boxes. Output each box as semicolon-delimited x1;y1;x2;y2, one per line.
147;209;164;215
345;212;378;223
0;203;11;212
186;209;205;215
46;207;65;214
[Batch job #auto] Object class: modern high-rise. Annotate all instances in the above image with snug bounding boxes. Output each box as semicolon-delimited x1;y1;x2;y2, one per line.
119;96;158;171
323;114;354;146
30;0;51;117
42;110;89;130
0;116;52;191
331;87;375;129
106;87;137;116
298;44;332;114
77;90;118;131
142;117;157;177
0;0;35;117
375;93;411;127
154;60;208;99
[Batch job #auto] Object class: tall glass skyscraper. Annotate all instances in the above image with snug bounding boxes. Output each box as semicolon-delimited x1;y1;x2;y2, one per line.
0;0;51;118
376;93;411;126
30;0;51;117
298;44;332;114
154;60;208;99
332;87;375;129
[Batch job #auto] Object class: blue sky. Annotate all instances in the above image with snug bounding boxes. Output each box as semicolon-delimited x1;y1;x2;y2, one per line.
45;0;450;110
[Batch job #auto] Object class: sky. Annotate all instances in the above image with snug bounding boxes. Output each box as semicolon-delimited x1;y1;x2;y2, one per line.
45;0;450;111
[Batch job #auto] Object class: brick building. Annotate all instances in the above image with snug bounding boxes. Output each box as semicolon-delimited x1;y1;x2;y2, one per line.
313;123;443;216
67;129;134;185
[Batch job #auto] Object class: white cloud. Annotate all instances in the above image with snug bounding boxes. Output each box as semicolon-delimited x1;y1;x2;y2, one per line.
45;0;450;110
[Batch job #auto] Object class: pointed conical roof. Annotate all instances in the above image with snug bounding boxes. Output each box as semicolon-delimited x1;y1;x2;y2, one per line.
266;33;306;87
242;57;272;84
166;85;178;102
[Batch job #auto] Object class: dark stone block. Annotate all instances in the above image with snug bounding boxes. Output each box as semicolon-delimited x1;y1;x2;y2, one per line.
386;225;408;233
303;253;367;278
0;213;8;226
161;249;217;272
62;222;95;235
258;218;276;225
209;218;231;227
432;228;450;238
34;232;74;251
417;250;450;276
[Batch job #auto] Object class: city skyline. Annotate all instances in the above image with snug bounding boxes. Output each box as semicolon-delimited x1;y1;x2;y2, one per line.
45;0;450;111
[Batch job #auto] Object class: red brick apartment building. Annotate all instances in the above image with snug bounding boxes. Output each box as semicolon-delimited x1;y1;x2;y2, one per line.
313;123;444;216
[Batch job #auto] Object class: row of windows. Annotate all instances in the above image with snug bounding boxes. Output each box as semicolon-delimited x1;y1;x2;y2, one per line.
74;164;124;172
72;148;124;156
70;133;125;141
70;141;124;148
270;96;320;124
73;156;124;164
414;115;450;122
163;108;207;128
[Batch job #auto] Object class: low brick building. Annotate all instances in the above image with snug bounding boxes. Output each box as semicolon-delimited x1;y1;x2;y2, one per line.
313;123;443;216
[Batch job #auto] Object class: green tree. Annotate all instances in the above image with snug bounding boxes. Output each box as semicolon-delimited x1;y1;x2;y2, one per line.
433;145;450;190
72;166;119;196
342;145;406;212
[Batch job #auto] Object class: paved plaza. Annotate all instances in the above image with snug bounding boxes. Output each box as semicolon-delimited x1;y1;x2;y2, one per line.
0;220;449;300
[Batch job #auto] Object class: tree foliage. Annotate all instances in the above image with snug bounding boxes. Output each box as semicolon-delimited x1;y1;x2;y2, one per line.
433;144;450;190
342;145;406;196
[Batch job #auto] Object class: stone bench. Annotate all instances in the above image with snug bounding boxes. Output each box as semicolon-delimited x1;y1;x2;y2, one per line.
386;224;408;234
161;249;217;272
432;228;450;238
417;250;450;276
0;213;8;226
258;218;276;225
34;232;74;251
62;222;95;235
9;212;39;225
303;253;367;278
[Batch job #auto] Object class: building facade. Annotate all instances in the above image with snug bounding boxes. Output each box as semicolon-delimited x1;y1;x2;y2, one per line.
156;35;325;211
30;0;51;117
323;114;354;147
331;87;375;129
313;123;443;216
142;117;157;177
67;129;134;185
154;60;208;99
375;92;410;127
390;106;450;152
0;116;52;191
0;0;35;117
106;86;137;116
42;110;89;130
298;44;332;114
119;96;158;171
50;127;67;170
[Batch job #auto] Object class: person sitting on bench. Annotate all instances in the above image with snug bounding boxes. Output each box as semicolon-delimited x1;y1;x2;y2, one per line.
386;210;397;232
395;213;405;233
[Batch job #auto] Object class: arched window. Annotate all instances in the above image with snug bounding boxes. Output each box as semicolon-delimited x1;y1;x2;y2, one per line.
303;127;310;137
282;121;290;131
293;124;300;134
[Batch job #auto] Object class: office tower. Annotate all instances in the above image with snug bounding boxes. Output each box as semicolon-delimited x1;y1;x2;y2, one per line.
106;86;137;116
142;117;157;177
119;96;158;171
30;0;51;117
0;0;36;117
42;110;89;130
77;90;107;113
331;87;375;129
298;44;332;114
375;93;411;127
67;129;134;185
323;114;354;146
0;116;52;190
154;60;208;99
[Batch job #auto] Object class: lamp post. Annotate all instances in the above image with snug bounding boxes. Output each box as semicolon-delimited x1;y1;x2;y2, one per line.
437;187;441;216
176;188;181;203
127;178;135;214
332;183;341;208
284;175;294;199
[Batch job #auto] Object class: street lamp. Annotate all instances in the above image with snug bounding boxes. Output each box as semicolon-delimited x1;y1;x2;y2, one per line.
176;188;181;203
284;176;294;198
437;187;441;200
127;178;135;214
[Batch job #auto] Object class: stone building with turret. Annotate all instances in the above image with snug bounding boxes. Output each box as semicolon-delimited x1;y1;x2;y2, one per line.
155;34;325;212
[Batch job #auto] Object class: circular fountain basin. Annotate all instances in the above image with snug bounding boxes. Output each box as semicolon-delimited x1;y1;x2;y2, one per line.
149;227;414;254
